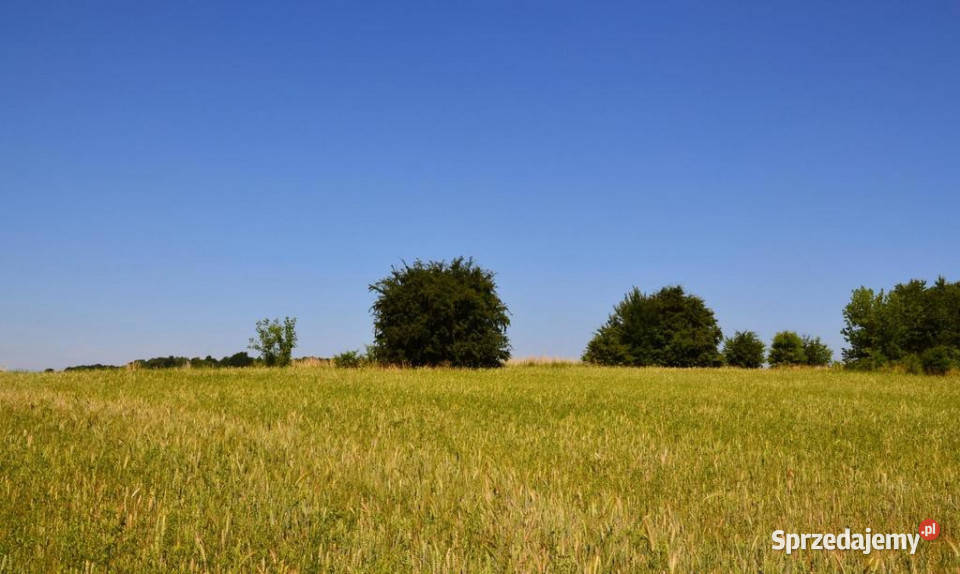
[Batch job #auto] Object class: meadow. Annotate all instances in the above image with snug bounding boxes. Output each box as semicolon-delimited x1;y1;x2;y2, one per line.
0;366;957;573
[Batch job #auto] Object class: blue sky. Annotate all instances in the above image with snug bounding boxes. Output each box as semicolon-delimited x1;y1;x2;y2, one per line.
2;1;958;370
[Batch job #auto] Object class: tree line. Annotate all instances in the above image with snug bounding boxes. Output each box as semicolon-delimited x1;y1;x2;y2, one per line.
58;258;958;375
64;352;256;372
580;286;834;369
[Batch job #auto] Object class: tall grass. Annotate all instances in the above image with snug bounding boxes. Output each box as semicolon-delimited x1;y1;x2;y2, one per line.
0;367;957;572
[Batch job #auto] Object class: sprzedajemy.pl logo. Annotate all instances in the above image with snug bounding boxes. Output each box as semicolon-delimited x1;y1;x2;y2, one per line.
772;520;940;555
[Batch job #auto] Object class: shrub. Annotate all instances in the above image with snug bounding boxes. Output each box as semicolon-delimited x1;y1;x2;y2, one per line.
801;336;833;366
768;331;806;367
583;286;723;367
369;258;510;368
333;350;365;368
921;346;955;375
249;317;298;367
722;331;765;368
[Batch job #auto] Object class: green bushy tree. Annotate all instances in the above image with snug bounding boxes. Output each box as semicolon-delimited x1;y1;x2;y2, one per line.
722;331;765;368
583;286;722;367
801;336;833;366
842;277;960;370
841;287;889;369
768;331;806;367
369;258;510;367
249;317;298;367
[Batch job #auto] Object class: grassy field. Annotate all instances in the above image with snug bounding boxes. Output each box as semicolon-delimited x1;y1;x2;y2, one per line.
0;366;958;573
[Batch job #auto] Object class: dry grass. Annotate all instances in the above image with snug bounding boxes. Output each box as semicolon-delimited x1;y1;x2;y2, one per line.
290;357;333;369
0;367;958;572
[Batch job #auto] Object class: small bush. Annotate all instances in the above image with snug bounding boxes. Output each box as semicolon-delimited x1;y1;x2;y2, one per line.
333;350;365;368
921;346;955;376
722;331;765;368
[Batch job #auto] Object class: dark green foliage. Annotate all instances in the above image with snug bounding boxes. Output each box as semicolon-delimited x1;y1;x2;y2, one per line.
582;330;632;366
136;353;257;369
842;277;960;370
63;364;121;372
137;356;190;369
69;352;257;371
369;258;511;368
249;317;298;367
220;352;255;368
722;331;765;368
189;356;220;369
583;286;723;367
768;331;806;367
841;287;888;368
333;350;365;368
921;346;956;375
801;336;833;366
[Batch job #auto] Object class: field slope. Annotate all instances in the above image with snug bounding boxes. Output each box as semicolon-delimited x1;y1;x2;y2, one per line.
0;367;958;572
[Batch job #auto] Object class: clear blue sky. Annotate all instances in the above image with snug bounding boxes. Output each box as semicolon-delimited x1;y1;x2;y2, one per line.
2;1;958;370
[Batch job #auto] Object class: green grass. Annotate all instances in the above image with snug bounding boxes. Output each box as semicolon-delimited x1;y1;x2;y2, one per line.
0;366;958;572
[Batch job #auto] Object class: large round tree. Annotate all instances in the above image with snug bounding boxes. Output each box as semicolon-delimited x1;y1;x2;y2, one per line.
369;257;510;367
582;285;723;367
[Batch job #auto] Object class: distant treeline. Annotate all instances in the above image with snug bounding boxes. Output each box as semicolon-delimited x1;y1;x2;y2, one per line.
64;352;257;372
54;259;959;375
62;363;123;372
136;352;256;369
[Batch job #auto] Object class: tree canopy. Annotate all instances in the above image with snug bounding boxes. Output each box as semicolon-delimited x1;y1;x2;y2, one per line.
582;286;723;367
369;258;511;367
722;331;765;368
249;317;298;367
802;336;833;366
842;277;960;373
768;331;806;367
